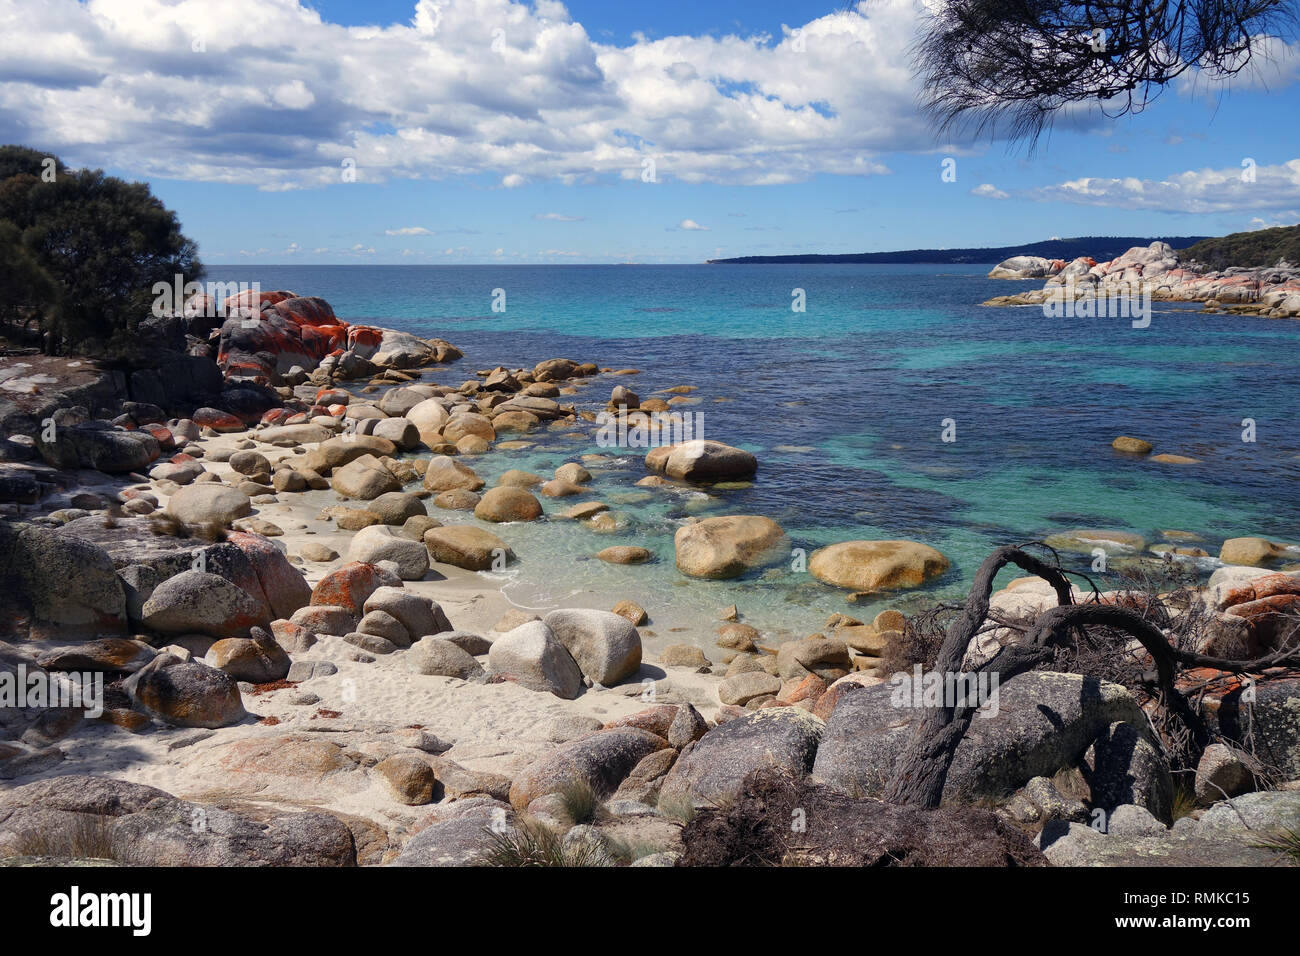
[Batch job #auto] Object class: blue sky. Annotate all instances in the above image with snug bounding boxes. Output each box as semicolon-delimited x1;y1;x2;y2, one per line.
1;0;1298;264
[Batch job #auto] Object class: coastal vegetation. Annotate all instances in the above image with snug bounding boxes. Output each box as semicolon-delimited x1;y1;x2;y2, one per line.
1181;224;1300;270
0;145;202;356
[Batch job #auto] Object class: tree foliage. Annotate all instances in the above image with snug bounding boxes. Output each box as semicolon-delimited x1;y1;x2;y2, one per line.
914;0;1300;146
0;145;202;354
1180;223;1300;269
0;220;58;335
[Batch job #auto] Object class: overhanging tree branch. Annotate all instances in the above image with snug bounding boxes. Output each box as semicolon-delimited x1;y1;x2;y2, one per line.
913;0;1300;147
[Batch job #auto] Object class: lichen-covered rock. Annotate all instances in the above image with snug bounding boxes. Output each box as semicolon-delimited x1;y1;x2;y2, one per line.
1082;721;1174;823
508;728;670;810
390;798;515;866
660;709;824;809
227;531;311;619
0;522;126;639
0;775;355;866
811;672;1148;803
310;561;402;615
346;525;429;580
141;570;269;638
123;656;247;728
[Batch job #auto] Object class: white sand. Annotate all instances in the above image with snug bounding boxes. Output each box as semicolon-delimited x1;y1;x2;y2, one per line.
17;422;731;837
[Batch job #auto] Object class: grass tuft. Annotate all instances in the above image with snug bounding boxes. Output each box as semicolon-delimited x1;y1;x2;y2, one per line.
1251;828;1300;864
556;779;600;826
479;815;610;867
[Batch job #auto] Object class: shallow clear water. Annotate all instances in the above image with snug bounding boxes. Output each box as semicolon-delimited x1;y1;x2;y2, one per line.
208;264;1300;638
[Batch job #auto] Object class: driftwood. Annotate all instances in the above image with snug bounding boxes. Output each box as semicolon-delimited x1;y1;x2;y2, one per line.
882;544;1300;808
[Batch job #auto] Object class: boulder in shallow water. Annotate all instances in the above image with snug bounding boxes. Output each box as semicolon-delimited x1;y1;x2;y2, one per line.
423;525;512;571
808;539;950;592
1111;436;1153;454
674;515;788;579
1219;536;1291;567
474;485;543;522
644;439;756;482
422;456;484;493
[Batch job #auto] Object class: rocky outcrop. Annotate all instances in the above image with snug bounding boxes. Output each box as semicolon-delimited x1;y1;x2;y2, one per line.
660;709;824;808
811;672;1151;803
216;289;460;386
0;775;354;865
0;521;127;640
678;770;1045;866
987;241;1300;317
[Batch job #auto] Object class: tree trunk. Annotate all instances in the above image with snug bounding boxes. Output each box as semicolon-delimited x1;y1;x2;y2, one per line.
882;545;1300;808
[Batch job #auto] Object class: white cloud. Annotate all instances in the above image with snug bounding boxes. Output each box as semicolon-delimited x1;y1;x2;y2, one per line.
971;183;1009;199
1024;159;1300;213
0;0;929;190
678;218;708;230
385;226;435;235
271;80;315;109
534;212;585;221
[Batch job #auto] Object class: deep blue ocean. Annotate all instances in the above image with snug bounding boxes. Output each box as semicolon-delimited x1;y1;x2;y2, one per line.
207;263;1300;636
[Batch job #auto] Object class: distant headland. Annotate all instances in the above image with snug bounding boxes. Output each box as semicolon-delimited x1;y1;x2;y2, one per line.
705;236;1212;266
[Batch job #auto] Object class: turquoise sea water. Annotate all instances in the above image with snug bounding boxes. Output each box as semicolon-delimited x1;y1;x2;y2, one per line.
207;264;1300;639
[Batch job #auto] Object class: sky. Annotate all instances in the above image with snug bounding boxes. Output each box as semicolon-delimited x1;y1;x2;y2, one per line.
1;0;1298;264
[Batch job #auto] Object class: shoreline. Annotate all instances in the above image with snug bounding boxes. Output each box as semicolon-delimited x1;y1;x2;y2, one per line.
3;291;1300;868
